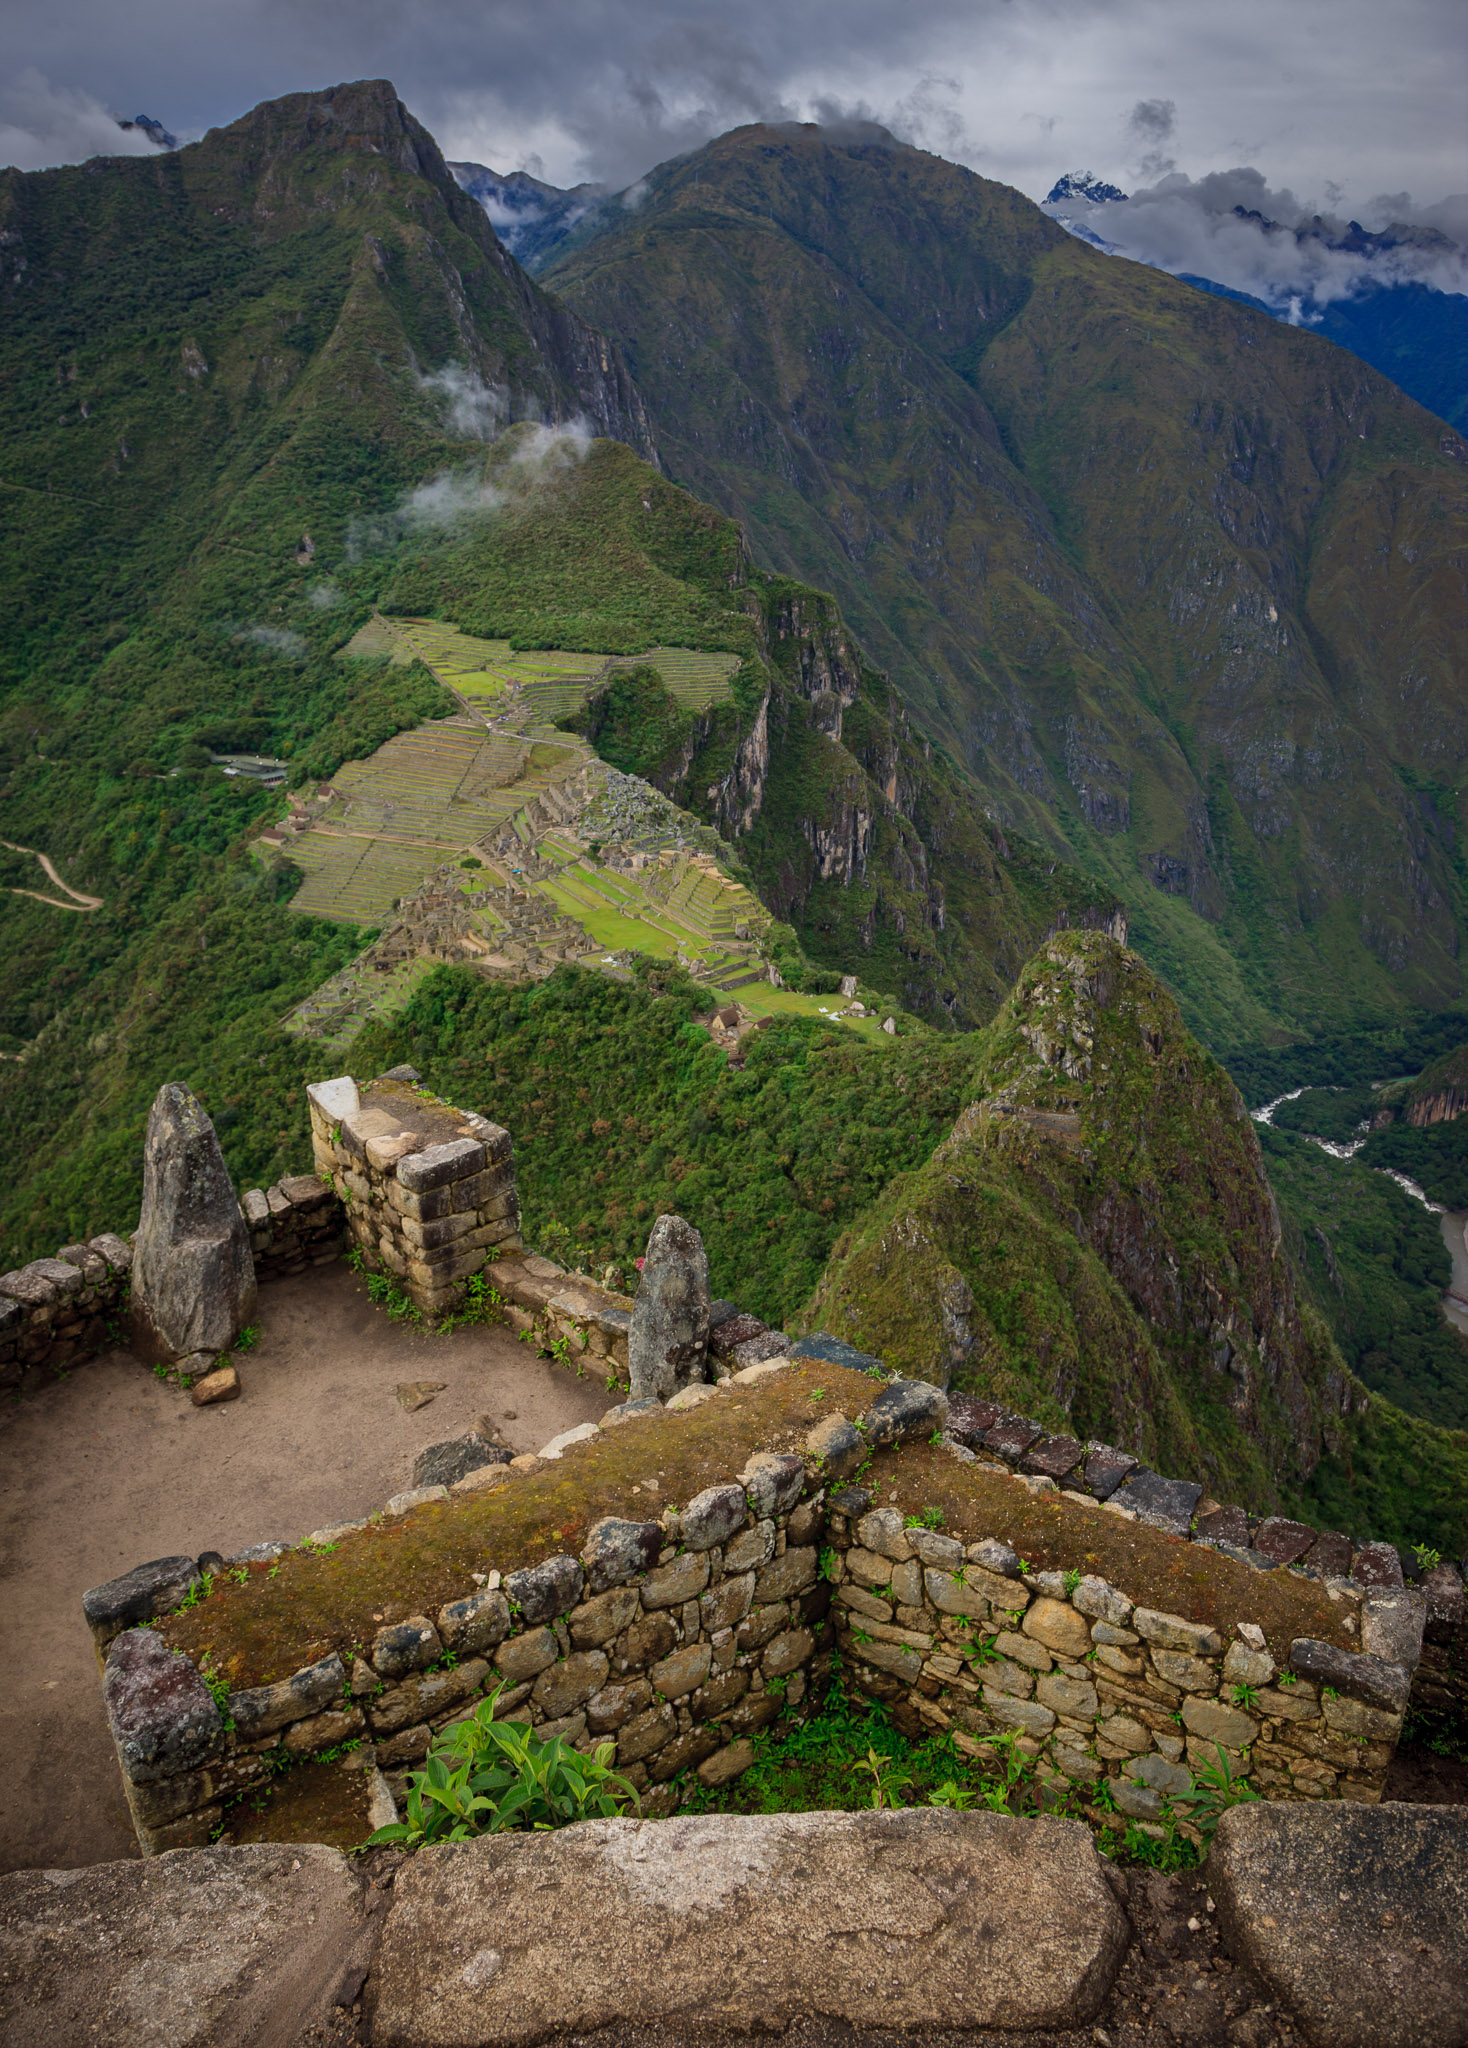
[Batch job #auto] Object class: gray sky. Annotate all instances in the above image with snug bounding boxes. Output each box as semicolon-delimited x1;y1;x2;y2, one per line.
3;0;1464;220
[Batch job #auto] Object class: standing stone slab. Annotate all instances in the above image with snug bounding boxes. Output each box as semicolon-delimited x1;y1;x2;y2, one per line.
627;1213;710;1399
1208;1802;1468;2048
369;1808;1129;2045
0;1844;371;2047
130;1083;256;1364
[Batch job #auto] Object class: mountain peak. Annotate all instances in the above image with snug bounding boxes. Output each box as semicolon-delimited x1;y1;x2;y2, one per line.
1045;171;1128;205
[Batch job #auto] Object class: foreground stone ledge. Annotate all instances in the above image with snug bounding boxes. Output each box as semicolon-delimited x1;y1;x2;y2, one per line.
368;1807;1130;2045
1207;1800;1468;2048
0;1844;373;2048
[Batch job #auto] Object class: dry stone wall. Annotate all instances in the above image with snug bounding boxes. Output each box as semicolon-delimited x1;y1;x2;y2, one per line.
87;1435;834;1855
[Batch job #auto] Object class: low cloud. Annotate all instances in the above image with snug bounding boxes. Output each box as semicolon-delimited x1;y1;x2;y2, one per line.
400;419;594;526
415;363;509;441
240;624;307;658
306;581;341;610
0;67;159;171
1046;165;1468;312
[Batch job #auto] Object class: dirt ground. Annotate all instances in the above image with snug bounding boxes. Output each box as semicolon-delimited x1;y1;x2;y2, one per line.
0;1262;609;1876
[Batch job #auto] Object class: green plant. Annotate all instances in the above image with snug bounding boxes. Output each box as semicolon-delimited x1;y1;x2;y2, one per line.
853;1746;912;1810
365;1685;640;1848
1184;1743;1259;1847
1413;1543;1443;1570
1277;1669;1298;1688
1322;1684;1339;1701
927;1779;981;1810
1231;1683;1260;1707
233;1324;262;1353
1062;1567;1082;1596
819;1546;839;1582
199;1658;235;1732
905;1506;944;1531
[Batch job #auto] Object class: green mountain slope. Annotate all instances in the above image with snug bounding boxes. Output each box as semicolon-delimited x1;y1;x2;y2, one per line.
805;929;1468;1551
0;83;1110;1262
543;124;1468;1049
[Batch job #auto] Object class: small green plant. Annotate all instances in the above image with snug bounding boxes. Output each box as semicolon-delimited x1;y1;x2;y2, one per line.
233;1324;261;1353
928;1430;944;1446
1277;1669;1298;1688
1017;1559;1031;1576
1231;1683;1260;1707
854;1746;911;1810
819;1546;839;1583
367;1689;639;1848
905;1506;944;1531
1413;1543;1443;1571
1322;1684;1339;1701
927;1779;981;1810
199;1658;235;1731
1062;1567;1082;1596
1185;1743;1259;1847
172;1573;214;1613
810;1388;827;1401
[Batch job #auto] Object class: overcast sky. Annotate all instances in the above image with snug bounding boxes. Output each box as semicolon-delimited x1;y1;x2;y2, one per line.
3;0;1464;219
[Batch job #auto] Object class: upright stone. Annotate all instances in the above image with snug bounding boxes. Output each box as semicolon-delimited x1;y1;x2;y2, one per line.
130;1084;257;1363
628;1214;710;1400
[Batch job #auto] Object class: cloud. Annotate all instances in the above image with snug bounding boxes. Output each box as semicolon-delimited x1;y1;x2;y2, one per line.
1126;96;1176;182
306;581;341;609
0;67;159;171
415;364;509;441
1045;165;1468;310
400;419;594;526
240;625;308;657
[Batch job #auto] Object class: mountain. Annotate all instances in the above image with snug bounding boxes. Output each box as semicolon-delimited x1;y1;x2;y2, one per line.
448;160;609;269
0;81;1110;1261
806;926;1468;1549
1043;174;1468;433
540;124;1468;1051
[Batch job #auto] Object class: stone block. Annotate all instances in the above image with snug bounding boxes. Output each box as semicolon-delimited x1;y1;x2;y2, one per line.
1021;1434;1085;1480
753;1547;817;1603
495;1628;559;1684
229;1652;347;1741
847;1635;924;1685
1111;1472;1202;1535
805;1412;865;1479
924;1566;990;1621
1020;1597;1091;1661
587;1680;653;1734
0;1843;370;2041
616;1703;678;1764
619;1611;679;1671
650;1643;712;1699
533;1650;610;1721
724;1521;776;1574
570;1587;642;1650
1149;1649;1218;1693
1180;1695;1259;1749
1209;1801;1468;2048
1133;1607;1223;1657
1037;1672;1099;1720
1359;1590;1426;1671
982;1689;1056;1737
130;1084;256;1363
1254;1515;1317;1564
697;1738;758;1787
863;1378;948;1445
628;1212;710;1398
506;1554;584;1625
641;1553;710;1609
681;1483;748;1551
1081;1443;1138;1498
855;1507;912;1561
397;1138;487;1193
83;1555;201;1642
1288;1637;1410;1713
764;1626;815;1678
281;1706;365;1756
693;1669;751;1720
1071;1575;1133;1628
190;1364;240;1405
701;1572;755;1634
1351;1540;1405;1589
103;1629;223;1786
740;1450;805;1519
1322;1692;1403;1743
1098;1713;1153;1754
439;1586;512;1655
373;1617;443;1677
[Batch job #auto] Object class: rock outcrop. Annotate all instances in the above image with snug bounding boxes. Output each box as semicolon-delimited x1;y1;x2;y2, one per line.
129;1083;256;1364
628;1213;710;1399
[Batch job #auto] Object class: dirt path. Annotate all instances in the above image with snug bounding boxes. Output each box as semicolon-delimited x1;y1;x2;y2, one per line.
0;1262;609;1875
0;840;103;911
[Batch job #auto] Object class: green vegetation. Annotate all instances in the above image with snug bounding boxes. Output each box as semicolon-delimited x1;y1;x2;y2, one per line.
1363;1117;1468;1210
366;1687;639;1847
1260;1126;1468;1430
1271;1087;1376;1145
353;959;974;1322
1226;1010;1468;1106
561;664;696;784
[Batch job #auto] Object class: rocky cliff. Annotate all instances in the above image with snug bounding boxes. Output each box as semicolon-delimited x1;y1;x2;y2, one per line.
806;930;1363;1504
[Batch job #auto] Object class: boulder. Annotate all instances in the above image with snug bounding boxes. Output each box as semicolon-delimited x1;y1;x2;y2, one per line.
129;1083;257;1364
627;1213;709;1399
102;1628;222;1783
82;1556;201;1645
862;1377;949;1445
412;1434;510;1491
0;1844;372;2046
1208;1801;1468;2048
580;1516;663;1593
369;1809;1129;2044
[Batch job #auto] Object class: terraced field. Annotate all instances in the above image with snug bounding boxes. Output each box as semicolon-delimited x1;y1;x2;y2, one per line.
340;616;740;724
287;719;584;924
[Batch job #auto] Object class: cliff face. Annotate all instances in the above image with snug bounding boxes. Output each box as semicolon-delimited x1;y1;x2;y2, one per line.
806;930;1361;1502
1403;1043;1468;1127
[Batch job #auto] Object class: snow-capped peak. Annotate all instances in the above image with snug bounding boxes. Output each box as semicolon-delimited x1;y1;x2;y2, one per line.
1045;172;1128;207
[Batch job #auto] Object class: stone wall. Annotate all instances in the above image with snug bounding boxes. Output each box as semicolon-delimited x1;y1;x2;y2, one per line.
88;1434;831;1855
0;1173;345;1390
824;1489;1415;1817
306;1071;522;1315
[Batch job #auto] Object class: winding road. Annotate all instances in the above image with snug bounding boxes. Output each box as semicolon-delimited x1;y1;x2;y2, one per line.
1;839;103;913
